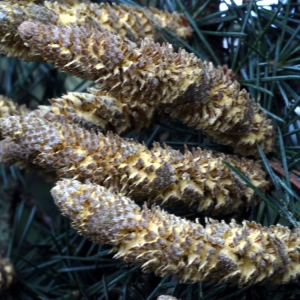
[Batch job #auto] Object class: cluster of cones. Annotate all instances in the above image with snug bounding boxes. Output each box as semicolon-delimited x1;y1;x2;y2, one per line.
0;0;298;290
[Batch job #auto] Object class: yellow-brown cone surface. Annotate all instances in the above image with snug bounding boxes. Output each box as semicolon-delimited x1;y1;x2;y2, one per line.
0;1;191;60
0;96;29;139
44;1;193;43
0;138;28;166
0;1;58;60
0;112;269;215
52;179;300;286
0;256;14;292
48;91;130;133
208;106;274;156
0;95;29;118
18;21;274;155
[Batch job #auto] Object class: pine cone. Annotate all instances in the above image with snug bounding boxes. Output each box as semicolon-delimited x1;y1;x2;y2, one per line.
18;21;274;155
43;1;193;43
0;0;192;60
48;91;129;133
0;1;58;60
52;179;300;286
0;112;269;215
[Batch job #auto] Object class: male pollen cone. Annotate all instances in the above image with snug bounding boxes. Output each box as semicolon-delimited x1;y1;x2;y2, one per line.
18;21;274;156
0;112;269;215
52;179;300;287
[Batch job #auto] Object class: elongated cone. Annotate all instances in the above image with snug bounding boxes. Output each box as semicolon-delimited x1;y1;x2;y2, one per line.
48;88;161;134
43;1;193;43
18;21;274;156
0;112;269;215
52;179;300;286
0;256;14;292
0;1;192;60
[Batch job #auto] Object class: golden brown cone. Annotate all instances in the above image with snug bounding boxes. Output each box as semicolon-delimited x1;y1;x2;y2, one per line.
0;1;192;60
0;112;269;215
49;87;274;155
0;1;59;60
0;138;28;166
62;89;273;157
48;88;159;134
0;95;29;118
0;255;14;291
0;137;58;181
0;96;29;139
48;91;130;133
18;21;274;156
43;1;193;43
207;106;274;156
52;179;300;286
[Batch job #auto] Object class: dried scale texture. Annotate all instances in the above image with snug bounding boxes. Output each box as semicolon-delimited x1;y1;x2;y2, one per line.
0;95;53;172
0;112;269;215
52;179;300;286
48;91;129;133
48;87;162;134
0;138;59;184
0;96;29;140
209;105;274;156
18;21;204;104
0;1;58;60
18;21;274;156
0;137;58;183
0;255;14;292
44;1;193;43
0;95;29;118
0;0;192;60
0;138;28;166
